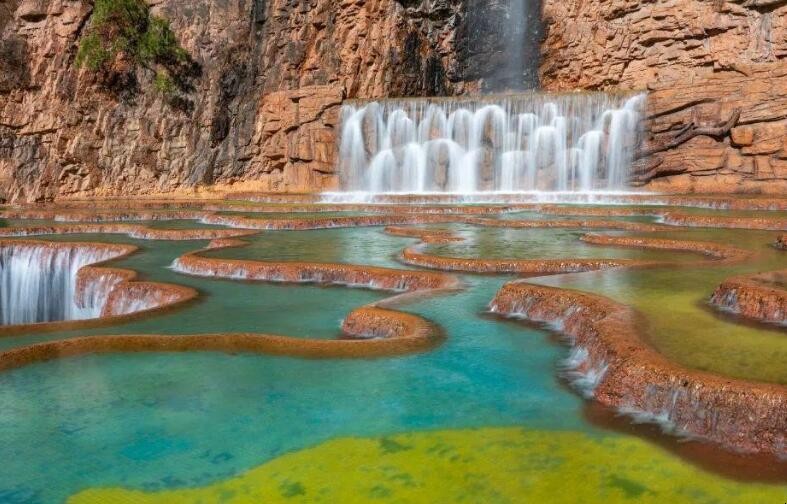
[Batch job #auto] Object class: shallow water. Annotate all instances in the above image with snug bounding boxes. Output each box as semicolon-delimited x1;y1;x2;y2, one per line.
534;227;787;383
0;205;785;503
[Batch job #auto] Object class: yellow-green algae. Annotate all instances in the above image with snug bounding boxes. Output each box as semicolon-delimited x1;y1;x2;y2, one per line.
69;427;786;504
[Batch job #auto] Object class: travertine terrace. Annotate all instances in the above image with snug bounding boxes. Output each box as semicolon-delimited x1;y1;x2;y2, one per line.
0;197;784;464
3;0;787;499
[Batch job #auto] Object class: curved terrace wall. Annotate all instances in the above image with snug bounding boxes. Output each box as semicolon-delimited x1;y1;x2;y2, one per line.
0;239;197;335
490;282;787;457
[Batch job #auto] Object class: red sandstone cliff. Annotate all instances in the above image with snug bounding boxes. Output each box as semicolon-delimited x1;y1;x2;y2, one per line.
541;0;787;193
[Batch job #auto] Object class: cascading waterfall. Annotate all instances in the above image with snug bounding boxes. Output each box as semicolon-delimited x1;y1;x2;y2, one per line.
76;271;127;316
334;93;645;197
0;244;119;325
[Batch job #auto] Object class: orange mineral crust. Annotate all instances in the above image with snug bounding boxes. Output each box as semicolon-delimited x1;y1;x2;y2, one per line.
398;232;750;276
174;245;459;292
490;282;787;456
0;223;258;240
463;217;671;232
199;213;458;230
0;306;444;371
605;195;787;211
401;244;642;275
661;213;787;231
0;238;136;256
711;270;787;325
579;234;751;264
383;226;464;244
0;209;209;222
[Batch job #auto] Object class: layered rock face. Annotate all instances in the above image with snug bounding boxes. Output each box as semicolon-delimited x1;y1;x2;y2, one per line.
4;0;783;199
542;0;787;193
0;0;534;202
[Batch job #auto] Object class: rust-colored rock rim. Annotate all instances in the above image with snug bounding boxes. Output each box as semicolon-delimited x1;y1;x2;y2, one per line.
173;238;461;294
0;306;444;373
660;213;787;232
579;234;751;265
489;282;787;457
463;216;673;232
0;223;259;241
506;206;787;232
384;226;464;244
0;240;198;336
199;213;459;230
401;243;645;275
9;192;787;215
5;200;787;238
1;207;462;231
227;193;787;211
710;270;787;326
395;226;751;275
0;237;455;368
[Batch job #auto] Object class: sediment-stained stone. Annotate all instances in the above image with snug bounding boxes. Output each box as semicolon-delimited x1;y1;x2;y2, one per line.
490;282;787;456
711;270;787;325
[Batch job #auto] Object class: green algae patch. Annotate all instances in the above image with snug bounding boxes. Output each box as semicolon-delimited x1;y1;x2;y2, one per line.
69;427;787;504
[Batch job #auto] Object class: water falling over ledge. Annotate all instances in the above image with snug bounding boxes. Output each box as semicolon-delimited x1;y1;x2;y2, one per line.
329;92;646;202
0;242;127;325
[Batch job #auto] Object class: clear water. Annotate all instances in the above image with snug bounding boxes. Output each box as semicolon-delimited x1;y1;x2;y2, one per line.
0;206;785;503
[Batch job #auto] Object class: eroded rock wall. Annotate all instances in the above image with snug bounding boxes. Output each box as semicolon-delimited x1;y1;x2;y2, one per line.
541;0;787;193
0;0;525;202
6;0;781;198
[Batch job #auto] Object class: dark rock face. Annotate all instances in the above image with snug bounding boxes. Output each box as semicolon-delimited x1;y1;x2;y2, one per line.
457;0;542;91
0;35;28;93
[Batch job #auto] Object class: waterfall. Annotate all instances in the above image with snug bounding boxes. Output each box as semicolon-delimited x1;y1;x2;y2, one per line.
335;93;645;196
0;243;119;325
76;270;128;316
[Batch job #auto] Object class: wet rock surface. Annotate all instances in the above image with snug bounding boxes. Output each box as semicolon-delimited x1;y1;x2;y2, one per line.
490;282;787;457
3;0;785;199
711;270;787;325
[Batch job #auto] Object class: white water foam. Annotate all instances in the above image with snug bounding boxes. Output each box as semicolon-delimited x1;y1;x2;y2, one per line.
0;244;119;324
334;93;646;200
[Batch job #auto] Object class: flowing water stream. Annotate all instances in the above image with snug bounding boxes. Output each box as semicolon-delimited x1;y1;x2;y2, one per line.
336;93;645;196
0;243;121;325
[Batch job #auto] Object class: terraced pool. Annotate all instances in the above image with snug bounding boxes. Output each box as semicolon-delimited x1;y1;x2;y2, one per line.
0;196;785;503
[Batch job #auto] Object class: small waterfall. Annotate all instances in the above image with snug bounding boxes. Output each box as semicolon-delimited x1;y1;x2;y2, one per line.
335;93;645;196
0;244;119;325
76;271;127;315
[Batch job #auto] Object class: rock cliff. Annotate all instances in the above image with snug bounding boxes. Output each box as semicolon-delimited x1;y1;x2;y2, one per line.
541;0;787;193
0;0;534;202
2;0;785;200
